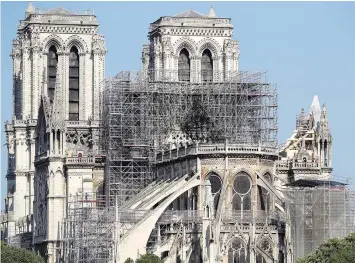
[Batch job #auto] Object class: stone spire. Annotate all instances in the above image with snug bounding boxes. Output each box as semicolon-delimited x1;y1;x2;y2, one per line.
50;70;65;131
320;104;329;130
309;95;321;125
208;5;216;18
25;2;35;18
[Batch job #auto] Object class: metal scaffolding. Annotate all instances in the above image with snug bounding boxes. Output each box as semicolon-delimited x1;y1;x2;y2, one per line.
61;69;355;263
62;194;116;263
285;184;355;259
102;70;278;206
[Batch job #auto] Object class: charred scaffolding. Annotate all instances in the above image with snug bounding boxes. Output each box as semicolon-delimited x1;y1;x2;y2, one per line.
102;70;278;206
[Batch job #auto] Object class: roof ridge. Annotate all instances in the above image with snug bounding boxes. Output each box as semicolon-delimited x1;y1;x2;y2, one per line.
173;9;210;18
44;7;75;15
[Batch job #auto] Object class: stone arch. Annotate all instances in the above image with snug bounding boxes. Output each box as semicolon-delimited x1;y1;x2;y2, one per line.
259;169;274;184
203;169;222;180
197;37;222;57
232;168;253;180
49;170;55;177
257;237;274;260
226;237;249;263
95;181;104;195
205;170;223;209
119;174;201;261
65;35;89;54
173;37;197;57
43;34;65;53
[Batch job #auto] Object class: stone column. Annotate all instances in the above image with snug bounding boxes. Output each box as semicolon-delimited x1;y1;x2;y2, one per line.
22;46;31;118
320;140;324;166
212;56;222;82
79;52;86;120
328;142;332;167
173;55;179;82
31;46;41;119
191;56;201;83
224;54;233;82
11;39;22;118
92;49;106;120
42;51;49;97
57;51;69;120
162;52;167;80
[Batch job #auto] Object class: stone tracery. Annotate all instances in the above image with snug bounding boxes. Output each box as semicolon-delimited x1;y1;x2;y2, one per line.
42;34;65;53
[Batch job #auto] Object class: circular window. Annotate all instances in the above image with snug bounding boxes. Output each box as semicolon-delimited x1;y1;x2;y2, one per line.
208;174;222;194
233;173;251;194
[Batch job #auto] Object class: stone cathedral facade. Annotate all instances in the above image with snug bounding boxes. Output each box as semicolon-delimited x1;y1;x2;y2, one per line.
2;3;106;262
1;3;335;263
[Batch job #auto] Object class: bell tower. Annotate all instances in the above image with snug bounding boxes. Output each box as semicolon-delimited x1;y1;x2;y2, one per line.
3;3;106;258
142;6;240;83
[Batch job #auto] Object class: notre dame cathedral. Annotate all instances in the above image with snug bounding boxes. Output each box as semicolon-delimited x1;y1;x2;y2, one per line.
2;3;350;263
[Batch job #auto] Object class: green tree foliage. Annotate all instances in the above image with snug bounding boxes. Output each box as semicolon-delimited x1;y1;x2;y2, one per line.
124;258;135;263
1;241;45;263
297;232;355;263
124;253;163;263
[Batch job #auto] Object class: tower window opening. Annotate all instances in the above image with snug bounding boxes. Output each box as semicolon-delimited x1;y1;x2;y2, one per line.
178;48;190;82
201;49;213;82
47;46;58;103
69;46;79;121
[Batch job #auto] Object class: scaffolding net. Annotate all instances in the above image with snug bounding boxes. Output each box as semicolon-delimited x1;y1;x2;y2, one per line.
286;184;355;259
102;70;278;206
62;193;116;263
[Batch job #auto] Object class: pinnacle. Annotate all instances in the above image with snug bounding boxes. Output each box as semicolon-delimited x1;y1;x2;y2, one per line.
208;5;216;18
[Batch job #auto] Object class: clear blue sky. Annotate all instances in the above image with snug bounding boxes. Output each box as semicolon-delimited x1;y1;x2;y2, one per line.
1;1;355;209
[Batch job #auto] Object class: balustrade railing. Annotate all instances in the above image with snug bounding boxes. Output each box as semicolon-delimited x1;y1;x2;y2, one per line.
276;161;320;170
158;210;203;223
65;157;95;164
221;210;286;223
293;162;319;169
156;143;277;163
111;70;267;84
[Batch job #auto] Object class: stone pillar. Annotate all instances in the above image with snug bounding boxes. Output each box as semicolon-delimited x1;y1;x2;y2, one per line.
320;140;323;166
224;54;233;82
79;52;86;119
233;52;239;72
58;51;69;120
162;52;168;80
328;142;332;167
11;39;22;118
92;49;106;120
212;56;223;82
173;55;179;82
191;56;201;83
31;46;41;119
22;46;31;118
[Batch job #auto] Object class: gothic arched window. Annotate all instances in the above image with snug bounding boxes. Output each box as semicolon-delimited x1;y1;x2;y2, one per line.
232;172;252;216
69;46;79;120
178;48;190;82
201;49;213;82
47;46;58;103
206;173;222;210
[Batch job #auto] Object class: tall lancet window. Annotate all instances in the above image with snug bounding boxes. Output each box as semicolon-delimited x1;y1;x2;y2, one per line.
47;46;58;103
178;48;190;82
69;46;79;121
201;49;213;82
